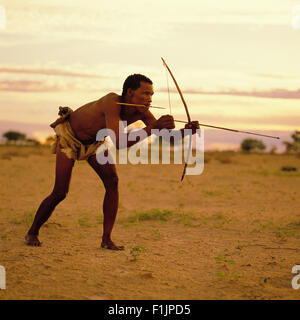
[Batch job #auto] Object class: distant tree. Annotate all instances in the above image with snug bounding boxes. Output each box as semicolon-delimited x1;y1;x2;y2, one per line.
2;130;26;144
269;146;277;154
283;131;300;154
240;138;266;153
25;138;41;146
44;135;56;146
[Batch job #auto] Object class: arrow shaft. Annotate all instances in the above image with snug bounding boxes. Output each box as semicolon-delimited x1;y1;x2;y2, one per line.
116;102;166;110
174;120;280;139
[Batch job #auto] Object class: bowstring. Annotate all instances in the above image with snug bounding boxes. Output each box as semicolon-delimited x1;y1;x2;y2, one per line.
163;60;190;183
165;66;172;115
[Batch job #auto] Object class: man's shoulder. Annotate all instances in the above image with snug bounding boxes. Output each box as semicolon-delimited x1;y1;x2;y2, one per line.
97;93;121;116
101;92;120;102
98;92;118;105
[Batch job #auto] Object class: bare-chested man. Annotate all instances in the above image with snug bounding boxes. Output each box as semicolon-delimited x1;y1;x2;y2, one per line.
25;74;199;250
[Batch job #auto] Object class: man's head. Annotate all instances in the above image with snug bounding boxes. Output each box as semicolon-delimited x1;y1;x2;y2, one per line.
122;74;154;108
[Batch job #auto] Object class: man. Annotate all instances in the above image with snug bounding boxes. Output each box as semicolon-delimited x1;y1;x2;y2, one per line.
25;74;199;250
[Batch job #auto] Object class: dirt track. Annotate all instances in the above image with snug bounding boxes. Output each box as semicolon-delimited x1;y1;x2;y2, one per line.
0;147;300;299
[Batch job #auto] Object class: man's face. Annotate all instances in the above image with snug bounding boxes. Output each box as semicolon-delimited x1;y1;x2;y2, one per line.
128;81;154;111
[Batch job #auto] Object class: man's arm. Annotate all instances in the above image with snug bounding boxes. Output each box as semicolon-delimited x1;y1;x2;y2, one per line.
140;110;157;127
104;96;155;149
141;111;199;141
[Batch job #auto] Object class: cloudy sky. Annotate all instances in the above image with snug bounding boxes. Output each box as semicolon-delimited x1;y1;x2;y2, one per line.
0;0;299;150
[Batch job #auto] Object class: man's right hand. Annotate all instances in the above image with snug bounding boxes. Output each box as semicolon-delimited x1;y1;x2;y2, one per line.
153;115;175;130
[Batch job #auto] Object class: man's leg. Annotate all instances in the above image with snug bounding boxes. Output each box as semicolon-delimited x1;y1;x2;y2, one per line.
26;146;75;246
87;152;124;250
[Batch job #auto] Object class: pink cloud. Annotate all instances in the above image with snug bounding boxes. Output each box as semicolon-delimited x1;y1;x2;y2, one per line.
0;80;63;92
0;67;102;78
253;73;299;80
159;88;300;99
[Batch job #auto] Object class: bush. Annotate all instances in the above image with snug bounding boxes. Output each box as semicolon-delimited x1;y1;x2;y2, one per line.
240;139;266;153
283;131;300;154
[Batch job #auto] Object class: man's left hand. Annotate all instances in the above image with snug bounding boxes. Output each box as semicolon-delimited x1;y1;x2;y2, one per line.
184;121;200;134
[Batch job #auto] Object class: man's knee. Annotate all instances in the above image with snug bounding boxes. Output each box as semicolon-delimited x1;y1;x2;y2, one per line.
103;174;119;189
50;190;68;202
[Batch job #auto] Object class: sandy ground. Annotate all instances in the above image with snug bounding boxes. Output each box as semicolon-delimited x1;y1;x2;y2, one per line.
0;146;300;300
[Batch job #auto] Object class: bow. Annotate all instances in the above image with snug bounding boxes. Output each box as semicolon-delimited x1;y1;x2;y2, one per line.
161;57;192;181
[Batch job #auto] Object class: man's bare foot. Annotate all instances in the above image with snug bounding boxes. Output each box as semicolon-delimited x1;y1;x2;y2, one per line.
25;234;42;246
101;239;124;251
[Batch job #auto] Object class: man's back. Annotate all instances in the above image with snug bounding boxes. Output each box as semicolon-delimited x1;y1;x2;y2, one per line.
69;93;118;144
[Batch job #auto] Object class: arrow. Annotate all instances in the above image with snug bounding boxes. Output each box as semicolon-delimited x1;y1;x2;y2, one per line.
174;120;280;139
116;102;166;110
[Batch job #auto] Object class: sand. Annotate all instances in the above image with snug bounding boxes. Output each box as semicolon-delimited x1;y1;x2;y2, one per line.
0;146;300;300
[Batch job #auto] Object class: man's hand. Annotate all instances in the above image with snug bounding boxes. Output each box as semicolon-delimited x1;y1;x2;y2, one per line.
153;115;175;130
184;121;200;134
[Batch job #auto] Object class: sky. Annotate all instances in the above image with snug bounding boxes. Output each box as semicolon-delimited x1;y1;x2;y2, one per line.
0;0;299;151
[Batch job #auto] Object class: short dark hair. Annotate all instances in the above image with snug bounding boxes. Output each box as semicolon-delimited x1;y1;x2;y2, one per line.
122;74;152;98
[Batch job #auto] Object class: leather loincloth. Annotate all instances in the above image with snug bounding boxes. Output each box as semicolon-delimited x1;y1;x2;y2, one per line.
50;106;105;161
